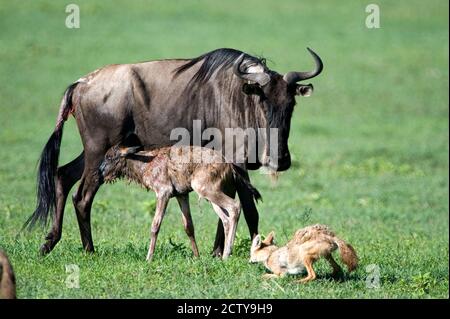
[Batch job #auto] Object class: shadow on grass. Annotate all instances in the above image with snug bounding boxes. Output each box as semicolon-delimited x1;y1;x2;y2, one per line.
76;239;197;262
259;267;363;285
316;271;360;283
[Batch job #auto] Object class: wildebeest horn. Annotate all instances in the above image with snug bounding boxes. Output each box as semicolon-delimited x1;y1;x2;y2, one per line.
283;48;323;84
233;54;271;86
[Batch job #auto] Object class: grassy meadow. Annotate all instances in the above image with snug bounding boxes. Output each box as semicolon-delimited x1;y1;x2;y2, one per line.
0;0;448;298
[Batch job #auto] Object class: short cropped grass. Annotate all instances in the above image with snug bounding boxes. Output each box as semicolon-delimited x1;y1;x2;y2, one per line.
0;0;448;298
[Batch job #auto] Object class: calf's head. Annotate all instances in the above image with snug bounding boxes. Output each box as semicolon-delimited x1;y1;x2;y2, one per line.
99;146;140;180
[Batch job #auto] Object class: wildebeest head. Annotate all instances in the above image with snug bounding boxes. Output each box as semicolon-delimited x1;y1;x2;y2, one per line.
233;48;323;171
174;47;323;172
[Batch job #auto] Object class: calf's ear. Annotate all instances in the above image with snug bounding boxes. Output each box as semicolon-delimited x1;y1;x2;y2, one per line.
296;83;314;97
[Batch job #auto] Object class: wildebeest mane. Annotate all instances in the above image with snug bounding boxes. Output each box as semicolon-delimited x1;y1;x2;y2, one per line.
174;48;266;86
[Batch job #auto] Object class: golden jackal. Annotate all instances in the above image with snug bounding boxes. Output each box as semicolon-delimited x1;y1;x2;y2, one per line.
250;224;358;283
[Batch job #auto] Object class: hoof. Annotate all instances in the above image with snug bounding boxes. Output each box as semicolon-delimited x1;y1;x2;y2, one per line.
40;243;52;256
211;247;223;258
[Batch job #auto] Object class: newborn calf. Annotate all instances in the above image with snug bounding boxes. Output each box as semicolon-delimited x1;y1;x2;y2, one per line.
100;145;261;261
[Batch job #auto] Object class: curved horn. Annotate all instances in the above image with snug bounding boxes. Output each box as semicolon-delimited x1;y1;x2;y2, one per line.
233;54;271;86
283;48;323;84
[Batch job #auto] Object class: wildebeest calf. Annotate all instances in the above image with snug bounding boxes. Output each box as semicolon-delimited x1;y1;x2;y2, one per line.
100;145;261;261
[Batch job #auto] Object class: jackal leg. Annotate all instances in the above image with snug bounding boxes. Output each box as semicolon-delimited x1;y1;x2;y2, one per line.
297;257;317;283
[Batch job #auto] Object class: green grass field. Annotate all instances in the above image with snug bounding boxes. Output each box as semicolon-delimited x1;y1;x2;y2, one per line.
0;0;448;298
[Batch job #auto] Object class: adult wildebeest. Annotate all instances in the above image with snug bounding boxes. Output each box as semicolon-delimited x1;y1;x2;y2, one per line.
24;47;323;256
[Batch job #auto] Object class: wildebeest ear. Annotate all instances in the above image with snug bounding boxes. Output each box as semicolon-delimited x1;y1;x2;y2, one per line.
263;231;275;245
296;83;314;97
242;83;263;96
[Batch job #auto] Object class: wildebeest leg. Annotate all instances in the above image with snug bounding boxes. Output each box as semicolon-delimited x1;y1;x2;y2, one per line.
176;194;199;257
210;204;230;257
212;186;236;257
72;149;106;253
41;152;85;255
146;194;170;262
236;169;259;240
212;221;225;257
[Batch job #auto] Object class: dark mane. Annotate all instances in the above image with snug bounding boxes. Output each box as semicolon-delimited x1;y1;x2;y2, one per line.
174;48;265;86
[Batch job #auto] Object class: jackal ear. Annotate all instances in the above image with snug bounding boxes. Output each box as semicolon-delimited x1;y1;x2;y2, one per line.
252;234;262;248
263;231;275;245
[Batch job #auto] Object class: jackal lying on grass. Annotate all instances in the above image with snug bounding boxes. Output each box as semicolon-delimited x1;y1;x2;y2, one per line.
250;224;358;283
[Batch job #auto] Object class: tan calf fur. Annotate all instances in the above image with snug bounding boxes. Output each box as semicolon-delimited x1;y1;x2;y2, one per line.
101;145;261;261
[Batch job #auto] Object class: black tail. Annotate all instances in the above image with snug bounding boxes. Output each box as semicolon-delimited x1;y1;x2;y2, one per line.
23;82;78;230
231;165;262;202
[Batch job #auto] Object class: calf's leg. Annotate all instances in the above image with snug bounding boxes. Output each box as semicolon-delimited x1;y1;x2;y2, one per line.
176;194;199;257
212;168;259;257
223;201;240;259
212;186;236;257
146;194;170;262
203;193;240;259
